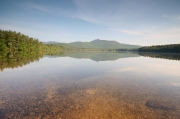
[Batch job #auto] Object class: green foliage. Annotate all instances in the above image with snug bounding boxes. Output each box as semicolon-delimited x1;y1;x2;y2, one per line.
0;51;43;71
139;44;180;53
43;44;64;55
0;29;44;71
0;29;43;52
0;30;67;71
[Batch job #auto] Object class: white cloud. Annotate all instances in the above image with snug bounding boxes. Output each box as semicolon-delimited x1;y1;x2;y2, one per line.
109;27;180;46
30;4;50;13
163;15;180;21
163;15;170;18
3;1;180;45
110;29;142;35
22;1;74;17
111;27;180;44
0;21;74;42
177;16;180;20
72;0;126;26
145;27;180;41
22;1;125;26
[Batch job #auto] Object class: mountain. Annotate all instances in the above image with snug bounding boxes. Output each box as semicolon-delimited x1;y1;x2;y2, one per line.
43;39;141;49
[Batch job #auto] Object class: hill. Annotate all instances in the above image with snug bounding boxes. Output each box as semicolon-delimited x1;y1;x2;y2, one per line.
43;39;141;50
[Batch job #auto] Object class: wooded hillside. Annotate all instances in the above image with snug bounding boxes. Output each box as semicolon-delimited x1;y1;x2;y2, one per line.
139;44;180;53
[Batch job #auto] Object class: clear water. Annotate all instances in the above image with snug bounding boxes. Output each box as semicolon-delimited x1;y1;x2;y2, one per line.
0;52;180;119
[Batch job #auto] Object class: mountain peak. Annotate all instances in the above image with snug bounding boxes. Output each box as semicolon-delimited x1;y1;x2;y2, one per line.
91;39;119;44
95;38;101;40
91;39;108;43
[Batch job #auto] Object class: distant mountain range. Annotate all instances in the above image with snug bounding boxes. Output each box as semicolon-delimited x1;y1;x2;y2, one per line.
43;39;141;49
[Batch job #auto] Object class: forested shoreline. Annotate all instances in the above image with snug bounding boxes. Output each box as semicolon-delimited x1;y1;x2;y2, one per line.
139;44;180;53
0;30;43;52
1;29;180;71
0;30;44;71
1;30;180;55
0;30;67;71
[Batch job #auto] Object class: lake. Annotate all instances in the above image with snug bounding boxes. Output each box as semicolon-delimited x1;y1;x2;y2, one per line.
0;52;180;119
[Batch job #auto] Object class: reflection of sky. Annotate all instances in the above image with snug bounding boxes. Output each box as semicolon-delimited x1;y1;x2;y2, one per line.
109;57;180;87
1;56;180;87
111;57;180;77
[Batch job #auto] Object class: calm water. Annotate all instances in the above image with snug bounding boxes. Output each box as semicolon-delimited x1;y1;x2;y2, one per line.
0;52;180;119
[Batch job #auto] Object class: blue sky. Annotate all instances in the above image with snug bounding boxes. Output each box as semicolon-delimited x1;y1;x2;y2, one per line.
0;0;180;46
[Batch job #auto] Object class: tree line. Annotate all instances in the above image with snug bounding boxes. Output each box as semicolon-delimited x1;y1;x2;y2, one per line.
0;30;66;71
139;44;180;53
0;29;43;52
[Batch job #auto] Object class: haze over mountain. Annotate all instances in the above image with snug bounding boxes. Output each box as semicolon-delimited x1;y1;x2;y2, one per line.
43;39;141;49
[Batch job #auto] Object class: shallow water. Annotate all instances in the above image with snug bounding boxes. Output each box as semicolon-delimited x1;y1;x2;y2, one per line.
0;52;180;119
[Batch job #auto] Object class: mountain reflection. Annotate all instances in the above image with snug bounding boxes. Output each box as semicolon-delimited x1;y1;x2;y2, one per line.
45;51;140;62
45;51;180;61
1;51;180;71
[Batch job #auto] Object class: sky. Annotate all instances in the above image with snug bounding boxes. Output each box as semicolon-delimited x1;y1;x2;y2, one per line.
0;0;180;46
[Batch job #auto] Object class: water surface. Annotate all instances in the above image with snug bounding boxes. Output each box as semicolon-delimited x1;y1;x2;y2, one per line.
0;52;180;119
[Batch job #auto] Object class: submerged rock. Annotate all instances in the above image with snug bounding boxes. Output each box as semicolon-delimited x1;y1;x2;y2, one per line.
0;110;5;119
145;99;176;111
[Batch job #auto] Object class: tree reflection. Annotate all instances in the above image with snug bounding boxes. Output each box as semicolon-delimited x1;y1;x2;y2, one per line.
139;52;180;61
0;51;43;71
